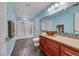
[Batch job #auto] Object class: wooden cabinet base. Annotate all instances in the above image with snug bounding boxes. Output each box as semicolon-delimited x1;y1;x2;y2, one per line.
60;44;79;56
39;35;79;56
39;35;59;56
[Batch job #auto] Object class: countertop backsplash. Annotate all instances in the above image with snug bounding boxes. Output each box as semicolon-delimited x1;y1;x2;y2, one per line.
41;31;79;40
56;32;79;40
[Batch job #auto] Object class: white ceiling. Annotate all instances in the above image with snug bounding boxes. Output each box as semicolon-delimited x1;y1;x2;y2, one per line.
13;2;51;18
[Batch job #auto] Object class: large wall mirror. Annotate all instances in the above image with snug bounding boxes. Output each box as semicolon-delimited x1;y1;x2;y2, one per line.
40;16;53;32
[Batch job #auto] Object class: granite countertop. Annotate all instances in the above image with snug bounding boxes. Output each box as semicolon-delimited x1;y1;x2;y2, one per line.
40;33;79;50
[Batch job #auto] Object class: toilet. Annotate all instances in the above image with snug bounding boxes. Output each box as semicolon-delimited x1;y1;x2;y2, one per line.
33;38;39;46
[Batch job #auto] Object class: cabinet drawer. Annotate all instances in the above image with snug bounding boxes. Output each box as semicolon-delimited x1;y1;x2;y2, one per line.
46;39;59;49
39;36;46;44
60;45;79;56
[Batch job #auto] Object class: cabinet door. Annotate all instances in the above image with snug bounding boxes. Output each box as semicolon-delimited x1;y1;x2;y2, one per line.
46;42;59;56
39;35;59;56
39;36;46;45
39;36;43;48
46;38;59;56
39;36;46;51
60;45;79;56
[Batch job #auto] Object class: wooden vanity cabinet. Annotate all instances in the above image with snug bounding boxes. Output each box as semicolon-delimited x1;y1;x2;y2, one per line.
60;44;79;56
46;39;59;56
39;35;47;54
39;35;79;56
39;35;59;56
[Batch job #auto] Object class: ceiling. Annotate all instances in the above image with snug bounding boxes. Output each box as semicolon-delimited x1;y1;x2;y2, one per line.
13;2;51;18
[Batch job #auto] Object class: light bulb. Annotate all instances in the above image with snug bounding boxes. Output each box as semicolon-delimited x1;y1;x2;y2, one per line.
60;2;65;5
55;3;59;8
48;8;51;12
51;5;54;9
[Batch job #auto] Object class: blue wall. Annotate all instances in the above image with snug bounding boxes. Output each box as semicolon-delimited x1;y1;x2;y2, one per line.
34;4;50;37
52;6;79;33
34;5;79;37
7;2;16;21
34;17;40;37
7;3;17;56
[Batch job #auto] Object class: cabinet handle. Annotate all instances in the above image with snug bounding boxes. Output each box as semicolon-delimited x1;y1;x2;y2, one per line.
64;51;75;56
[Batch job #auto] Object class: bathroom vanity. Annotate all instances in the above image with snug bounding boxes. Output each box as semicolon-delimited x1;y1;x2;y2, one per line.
39;33;79;56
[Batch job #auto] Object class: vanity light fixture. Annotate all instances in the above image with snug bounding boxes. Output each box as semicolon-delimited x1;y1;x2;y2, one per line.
54;3;59;8
51;5;54;9
48;2;66;12
48;5;54;12
48;3;59;12
48;7;51;12
60;2;65;5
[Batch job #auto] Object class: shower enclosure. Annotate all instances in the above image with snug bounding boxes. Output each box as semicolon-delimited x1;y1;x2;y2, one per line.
15;19;34;39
